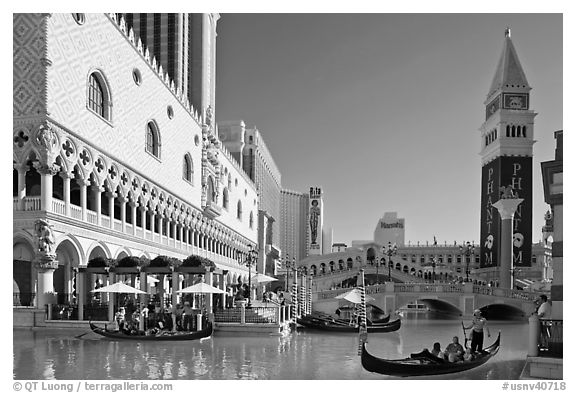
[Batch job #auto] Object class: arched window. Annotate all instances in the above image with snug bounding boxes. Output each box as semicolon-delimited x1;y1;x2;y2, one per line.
183;154;193;183
222;188;229;210
207;177;215;204
249;211;254;229
506;125;510;137
146;122;160;158
87;72;112;121
522;126;527;138
237;200;242;220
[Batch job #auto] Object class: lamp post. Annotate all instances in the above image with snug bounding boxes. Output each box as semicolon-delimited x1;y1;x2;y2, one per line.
245;244;258;308
385;242;397;282
284;253;291;292
459;241;475;282
512;267;522;290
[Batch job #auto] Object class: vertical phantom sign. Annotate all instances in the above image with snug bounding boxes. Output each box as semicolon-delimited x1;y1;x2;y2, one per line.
481;157;532;269
308;187;323;255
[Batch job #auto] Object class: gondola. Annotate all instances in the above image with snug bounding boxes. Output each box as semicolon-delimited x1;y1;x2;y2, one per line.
360;332;500;377
297;314;401;333
89;321;213;341
336;304;390;324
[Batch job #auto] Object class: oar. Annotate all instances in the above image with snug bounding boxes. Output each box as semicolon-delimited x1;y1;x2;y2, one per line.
461;320;468;348
75;331;90;339
75;320;95;339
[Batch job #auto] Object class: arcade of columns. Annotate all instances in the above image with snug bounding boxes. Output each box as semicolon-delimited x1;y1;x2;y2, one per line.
14;118;257;309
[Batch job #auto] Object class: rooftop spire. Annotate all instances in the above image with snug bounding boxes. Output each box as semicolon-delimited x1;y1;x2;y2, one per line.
487;28;530;96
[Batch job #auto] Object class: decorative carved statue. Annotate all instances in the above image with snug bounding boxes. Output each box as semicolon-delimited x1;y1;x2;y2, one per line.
499;185;518;199
544;210;553;225
37;123;58;152
205;105;213;126
35;219;56;256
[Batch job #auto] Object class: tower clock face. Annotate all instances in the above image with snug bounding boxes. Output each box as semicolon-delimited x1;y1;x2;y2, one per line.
503;93;529;110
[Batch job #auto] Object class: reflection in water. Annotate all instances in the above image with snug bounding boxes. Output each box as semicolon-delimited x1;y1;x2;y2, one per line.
14;319;528;380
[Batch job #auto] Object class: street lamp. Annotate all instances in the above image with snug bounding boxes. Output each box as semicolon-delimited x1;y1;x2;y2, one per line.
244;244;258;308
385;242;398;282
459;241;475;282
284;253;290;292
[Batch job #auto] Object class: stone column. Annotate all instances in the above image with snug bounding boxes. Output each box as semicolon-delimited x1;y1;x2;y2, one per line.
77;270;84;321
107;192;115;229
35;257;58;310
158;214;164;243
119;196;127;232
219;273;226;310
139;271;147;331
108;272;116;322
204;271;214;315
171;271;179;331
95;186;103;226
140;205;147;239
178;224;184;248
130;200;137;235
37;163;58;212
15;163;28;210
78;178;89;221
492;198;524;289
158;274;165;307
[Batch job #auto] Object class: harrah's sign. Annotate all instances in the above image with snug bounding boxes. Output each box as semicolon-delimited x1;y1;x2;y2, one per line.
380;221;404;229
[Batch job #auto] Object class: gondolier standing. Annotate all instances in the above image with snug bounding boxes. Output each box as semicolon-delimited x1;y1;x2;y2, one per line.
463;309;491;353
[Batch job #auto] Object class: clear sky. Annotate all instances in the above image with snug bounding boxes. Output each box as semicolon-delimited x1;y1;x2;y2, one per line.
215;13;563;246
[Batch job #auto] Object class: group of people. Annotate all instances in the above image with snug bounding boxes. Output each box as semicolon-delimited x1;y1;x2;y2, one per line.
428;336;474;363
107;301;205;335
420;308;490;363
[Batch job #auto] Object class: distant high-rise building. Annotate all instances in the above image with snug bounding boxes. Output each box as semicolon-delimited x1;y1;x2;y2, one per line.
218;121;282;275
122;13;218;118
280;189;309;265
374;212;405;246
322;227;333;255
308;187;324;256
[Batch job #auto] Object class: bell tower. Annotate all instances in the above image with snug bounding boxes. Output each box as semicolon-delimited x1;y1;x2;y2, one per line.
479;28;536;284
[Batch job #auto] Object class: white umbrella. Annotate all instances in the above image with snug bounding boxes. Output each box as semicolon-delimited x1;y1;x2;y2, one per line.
91;282;148;294
177;282;226;294
335;288;375;304
251;273;278;284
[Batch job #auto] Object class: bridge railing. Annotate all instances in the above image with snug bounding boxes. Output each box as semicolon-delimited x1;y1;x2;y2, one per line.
315;282;540;303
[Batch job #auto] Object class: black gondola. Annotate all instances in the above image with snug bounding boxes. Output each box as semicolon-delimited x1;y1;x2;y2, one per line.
298;315;401;333
89;321;213;341
361;332;500;377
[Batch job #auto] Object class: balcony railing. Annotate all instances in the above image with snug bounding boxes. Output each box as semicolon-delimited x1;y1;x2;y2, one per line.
538;319;563;358
70;204;82;220
13;292;36;307
52;199;66;215
24;196;41;211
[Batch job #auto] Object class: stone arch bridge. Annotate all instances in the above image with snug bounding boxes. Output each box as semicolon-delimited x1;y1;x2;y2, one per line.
312;282;537;318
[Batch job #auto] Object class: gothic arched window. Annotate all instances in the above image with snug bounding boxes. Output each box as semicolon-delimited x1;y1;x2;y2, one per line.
87;71;112;121
146;122;161;158
183;154;193;183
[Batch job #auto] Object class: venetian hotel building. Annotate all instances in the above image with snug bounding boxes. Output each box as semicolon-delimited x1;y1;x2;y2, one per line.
13;14;259;312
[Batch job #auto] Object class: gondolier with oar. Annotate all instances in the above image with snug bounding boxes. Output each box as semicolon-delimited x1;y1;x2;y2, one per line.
463;309;491;353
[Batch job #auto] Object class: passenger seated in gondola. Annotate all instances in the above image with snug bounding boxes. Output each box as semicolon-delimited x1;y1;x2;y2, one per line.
430;342;445;359
463;348;474;362
107;319;120;332
445;336;465;362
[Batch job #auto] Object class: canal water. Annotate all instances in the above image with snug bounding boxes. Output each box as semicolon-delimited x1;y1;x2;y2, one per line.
13;317;527;380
